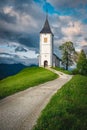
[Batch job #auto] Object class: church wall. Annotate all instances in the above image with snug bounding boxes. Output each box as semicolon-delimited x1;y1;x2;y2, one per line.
53;55;60;67
39;34;53;67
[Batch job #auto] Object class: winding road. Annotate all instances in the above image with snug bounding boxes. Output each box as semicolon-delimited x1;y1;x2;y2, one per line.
0;68;72;130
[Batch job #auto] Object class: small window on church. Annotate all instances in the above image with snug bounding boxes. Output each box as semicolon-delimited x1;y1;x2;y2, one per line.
44;38;47;43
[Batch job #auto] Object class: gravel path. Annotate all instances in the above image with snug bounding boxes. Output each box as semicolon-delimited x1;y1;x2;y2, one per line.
0;68;72;130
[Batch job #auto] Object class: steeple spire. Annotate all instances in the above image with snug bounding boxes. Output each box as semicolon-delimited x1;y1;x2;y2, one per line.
40;18;52;34
40;1;53;34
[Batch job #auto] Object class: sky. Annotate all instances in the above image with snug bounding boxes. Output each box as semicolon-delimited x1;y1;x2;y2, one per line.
0;0;87;65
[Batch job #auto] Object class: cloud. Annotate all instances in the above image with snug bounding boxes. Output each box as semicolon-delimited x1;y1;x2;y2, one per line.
0;0;45;49
0;41;38;65
61;21;82;36
0;41;38;58
0;57;38;66
81;40;87;46
49;14;87;49
0;0;87;65
0;8;16;24
48;0;87;9
0;5;38;33
48;0;87;24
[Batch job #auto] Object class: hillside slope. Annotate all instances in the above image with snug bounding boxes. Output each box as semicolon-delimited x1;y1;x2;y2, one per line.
0;67;58;99
33;75;87;130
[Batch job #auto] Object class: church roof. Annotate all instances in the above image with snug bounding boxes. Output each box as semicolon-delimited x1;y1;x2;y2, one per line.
40;18;52;34
53;53;61;61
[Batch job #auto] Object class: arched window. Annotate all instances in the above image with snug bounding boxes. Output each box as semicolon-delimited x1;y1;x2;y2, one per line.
44;38;47;43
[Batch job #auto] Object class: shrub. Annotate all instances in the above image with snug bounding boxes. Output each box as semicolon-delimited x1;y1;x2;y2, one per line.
72;68;79;75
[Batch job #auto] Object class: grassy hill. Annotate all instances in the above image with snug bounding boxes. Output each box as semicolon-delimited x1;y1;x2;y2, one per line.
33;75;87;130
0;67;58;99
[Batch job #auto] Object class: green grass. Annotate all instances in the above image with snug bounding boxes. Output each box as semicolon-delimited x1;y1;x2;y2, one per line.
33;75;87;130
53;67;72;75
0;67;58;99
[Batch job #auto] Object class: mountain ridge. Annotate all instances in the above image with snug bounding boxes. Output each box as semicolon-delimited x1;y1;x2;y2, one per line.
0;63;37;80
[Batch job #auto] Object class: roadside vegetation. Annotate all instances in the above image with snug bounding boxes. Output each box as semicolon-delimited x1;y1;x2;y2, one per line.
53;67;72;75
77;50;87;75
72;50;87;75
33;75;87;130
0;67;58;99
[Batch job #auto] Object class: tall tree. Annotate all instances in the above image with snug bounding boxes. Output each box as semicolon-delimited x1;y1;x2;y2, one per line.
59;41;75;70
77;49;87;75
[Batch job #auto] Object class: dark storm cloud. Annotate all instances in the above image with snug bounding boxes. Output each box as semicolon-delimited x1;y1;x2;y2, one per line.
85;38;87;41
18;33;39;48
13;0;33;12
53;26;64;40
0;0;15;11
0;0;11;7
0;31;20;41
0;56;38;65
13;0;42;22
0;31;39;49
0;0;32;7
0;0;43;49
0;12;16;24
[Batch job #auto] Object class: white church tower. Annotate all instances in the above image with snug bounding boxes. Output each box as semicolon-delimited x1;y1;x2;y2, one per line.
39;17;53;67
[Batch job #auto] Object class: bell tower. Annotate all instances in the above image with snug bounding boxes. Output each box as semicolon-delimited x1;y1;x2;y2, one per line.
39;17;53;67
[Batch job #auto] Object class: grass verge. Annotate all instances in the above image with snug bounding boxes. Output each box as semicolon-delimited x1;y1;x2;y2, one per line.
53;67;72;75
0;67;58;99
33;75;87;130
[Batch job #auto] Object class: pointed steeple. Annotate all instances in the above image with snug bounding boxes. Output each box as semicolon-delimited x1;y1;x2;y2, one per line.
40;17;52;34
40;0;53;34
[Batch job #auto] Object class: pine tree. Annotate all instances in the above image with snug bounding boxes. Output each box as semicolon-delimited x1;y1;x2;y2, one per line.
77;50;87;75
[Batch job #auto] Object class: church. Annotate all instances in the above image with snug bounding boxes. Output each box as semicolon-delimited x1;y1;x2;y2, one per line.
39;16;61;67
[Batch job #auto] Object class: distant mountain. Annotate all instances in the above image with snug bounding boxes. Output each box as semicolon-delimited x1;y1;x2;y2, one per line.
0;63;37;80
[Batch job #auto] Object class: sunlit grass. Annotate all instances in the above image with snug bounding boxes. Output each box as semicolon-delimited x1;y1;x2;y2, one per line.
33;75;87;130
53;67;72;75
0;67;58;99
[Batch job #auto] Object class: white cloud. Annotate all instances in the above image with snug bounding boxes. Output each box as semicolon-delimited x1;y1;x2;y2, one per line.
50;15;87;49
0;41;38;59
61;21;82;36
3;6;13;14
81;40;87;46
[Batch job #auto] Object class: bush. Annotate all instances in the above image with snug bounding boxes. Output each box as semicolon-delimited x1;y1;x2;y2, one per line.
72;68;79;75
